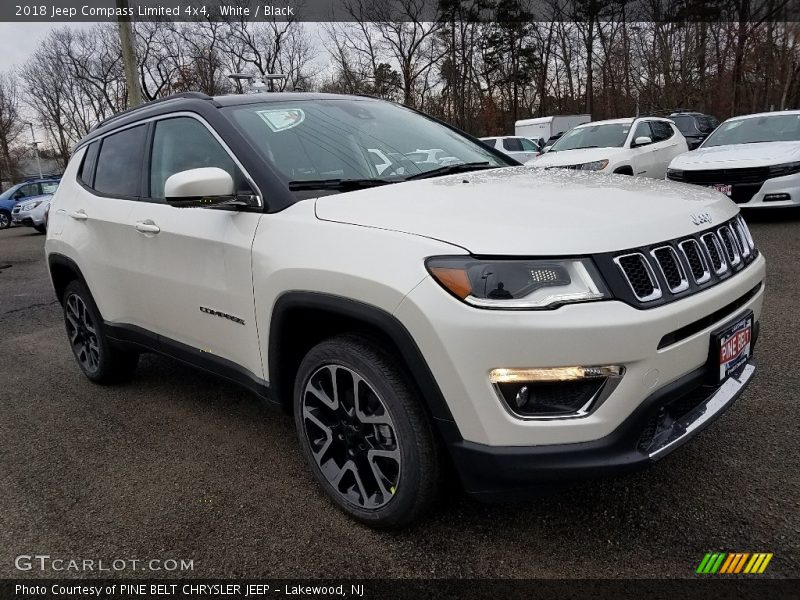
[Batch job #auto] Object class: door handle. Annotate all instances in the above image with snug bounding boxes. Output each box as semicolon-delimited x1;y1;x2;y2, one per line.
135;220;160;234
68;210;88;221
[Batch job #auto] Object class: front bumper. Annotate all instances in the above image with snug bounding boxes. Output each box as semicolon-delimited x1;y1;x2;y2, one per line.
738;172;800;208
12;211;44;227
395;253;765;495
449;360;756;500
686;172;800;209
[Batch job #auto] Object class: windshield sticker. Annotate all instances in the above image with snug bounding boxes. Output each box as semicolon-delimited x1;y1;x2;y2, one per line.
256;109;305;132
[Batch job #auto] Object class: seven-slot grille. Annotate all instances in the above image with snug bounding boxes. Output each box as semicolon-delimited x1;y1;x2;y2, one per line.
610;215;757;306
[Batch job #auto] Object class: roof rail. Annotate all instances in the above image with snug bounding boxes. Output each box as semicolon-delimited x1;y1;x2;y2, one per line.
92;91;214;131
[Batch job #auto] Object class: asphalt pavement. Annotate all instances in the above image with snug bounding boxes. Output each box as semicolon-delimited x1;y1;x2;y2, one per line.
1;213;798;579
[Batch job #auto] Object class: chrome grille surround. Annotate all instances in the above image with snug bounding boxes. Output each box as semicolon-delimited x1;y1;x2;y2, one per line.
736;214;755;251
717;225;742;267
605;215;760;309
677;239;711;284
650;245;689;293
701;232;728;275
613;253;663;302
731;219;751;258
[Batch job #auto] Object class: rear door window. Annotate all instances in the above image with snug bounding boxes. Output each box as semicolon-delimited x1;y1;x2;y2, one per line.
94;125;147;198
502;138;524;152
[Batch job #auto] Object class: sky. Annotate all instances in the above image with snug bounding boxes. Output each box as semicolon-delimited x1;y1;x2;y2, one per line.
0;24;65;72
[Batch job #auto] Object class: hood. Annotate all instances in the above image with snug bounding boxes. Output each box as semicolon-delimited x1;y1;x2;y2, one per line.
527;147;625;167
314;167;738;255
671;141;800;170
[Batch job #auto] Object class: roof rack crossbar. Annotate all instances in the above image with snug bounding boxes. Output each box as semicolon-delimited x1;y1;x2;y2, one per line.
93;91;214;131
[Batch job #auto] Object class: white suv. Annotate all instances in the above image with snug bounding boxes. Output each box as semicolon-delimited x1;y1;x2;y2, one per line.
530;117;688;178
46;92;765;528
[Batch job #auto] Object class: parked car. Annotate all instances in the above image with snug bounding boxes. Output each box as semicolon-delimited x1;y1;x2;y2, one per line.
667;110;800;209
670;112;720;150
12;193;54;233
541;133;564;153
528;117;689;178
404;148;461;166
480;136;541;162
46;92;763;528
0;178;60;229
515;115;592;143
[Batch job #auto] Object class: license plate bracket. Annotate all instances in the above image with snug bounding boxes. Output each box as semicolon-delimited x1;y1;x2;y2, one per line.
707;310;754;384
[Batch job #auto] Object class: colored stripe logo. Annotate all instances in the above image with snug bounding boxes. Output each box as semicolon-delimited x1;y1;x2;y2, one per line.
696;552;773;574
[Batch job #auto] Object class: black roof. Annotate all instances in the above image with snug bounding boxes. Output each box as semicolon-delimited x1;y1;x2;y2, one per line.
79;91;381;150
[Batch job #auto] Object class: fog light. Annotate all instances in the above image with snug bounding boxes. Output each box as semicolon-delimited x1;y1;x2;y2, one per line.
514;386;530;409
490;365;623;418
763;193;790;202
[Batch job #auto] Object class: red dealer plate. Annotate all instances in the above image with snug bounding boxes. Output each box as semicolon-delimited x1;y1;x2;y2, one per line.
716;313;753;382
710;183;732;196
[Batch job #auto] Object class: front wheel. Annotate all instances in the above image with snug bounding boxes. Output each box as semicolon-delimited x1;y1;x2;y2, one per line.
0;210;10;229
62;280;139;384
34;224;46;234
293;335;441;528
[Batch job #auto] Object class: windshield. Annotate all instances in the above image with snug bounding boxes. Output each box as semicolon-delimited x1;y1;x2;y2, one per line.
548;123;631;152
703;114;800;147
224;99;510;190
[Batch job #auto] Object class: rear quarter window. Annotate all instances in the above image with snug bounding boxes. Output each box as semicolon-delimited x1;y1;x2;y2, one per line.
78;142;100;187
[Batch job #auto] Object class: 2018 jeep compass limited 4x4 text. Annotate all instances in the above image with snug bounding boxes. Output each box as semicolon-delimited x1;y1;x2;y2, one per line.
45;92;765;528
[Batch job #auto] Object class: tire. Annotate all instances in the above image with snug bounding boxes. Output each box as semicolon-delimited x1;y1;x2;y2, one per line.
293;334;441;528
0;210;10;229
34;224;46;234
62;280;139;384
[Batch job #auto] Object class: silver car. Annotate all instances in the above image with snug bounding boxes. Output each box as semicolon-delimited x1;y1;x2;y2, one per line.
11;194;53;233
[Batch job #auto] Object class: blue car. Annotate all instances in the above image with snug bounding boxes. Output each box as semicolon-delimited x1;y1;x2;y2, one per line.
0;178;60;229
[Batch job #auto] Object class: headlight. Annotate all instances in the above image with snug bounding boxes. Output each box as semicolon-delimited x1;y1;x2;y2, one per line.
577;159;609;171
21;200;42;211
426;257;610;309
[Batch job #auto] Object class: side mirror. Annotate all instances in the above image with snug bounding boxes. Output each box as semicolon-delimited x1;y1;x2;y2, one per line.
165;167;242;208
633;136;653;147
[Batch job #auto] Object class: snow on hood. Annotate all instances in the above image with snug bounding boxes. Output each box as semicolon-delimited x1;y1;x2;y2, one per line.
670;141;800;170
314;167;737;255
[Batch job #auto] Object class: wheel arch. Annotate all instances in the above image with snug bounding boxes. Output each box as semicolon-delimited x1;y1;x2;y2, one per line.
268;292;461;443
48;253;88;305
613;165;634;175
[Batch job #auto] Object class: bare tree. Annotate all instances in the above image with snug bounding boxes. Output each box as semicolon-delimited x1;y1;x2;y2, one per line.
0;72;24;187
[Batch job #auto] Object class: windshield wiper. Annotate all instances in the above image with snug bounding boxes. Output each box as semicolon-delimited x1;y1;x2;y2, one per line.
403;162;495;181
288;178;397;191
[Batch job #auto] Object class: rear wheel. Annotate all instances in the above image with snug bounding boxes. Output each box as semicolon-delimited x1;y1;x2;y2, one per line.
0;210;10;229
62;280;139;384
293;335;441;528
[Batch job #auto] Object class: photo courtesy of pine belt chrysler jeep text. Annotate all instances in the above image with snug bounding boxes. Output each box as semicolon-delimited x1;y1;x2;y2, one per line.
45;92;765;528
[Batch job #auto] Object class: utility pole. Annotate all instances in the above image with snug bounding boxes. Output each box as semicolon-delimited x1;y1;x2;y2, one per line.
24;122;43;179
116;0;142;107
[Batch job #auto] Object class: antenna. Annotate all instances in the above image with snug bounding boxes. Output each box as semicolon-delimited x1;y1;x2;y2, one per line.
228;73;287;94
